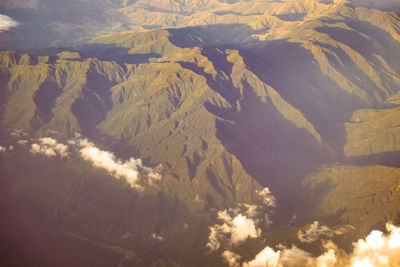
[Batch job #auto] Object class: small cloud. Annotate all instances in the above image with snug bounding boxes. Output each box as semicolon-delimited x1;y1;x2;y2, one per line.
30;143;54;156
8;145;15;151
222;250;241;267
258;187;276;207
8;133;161;191
241;204;258;218
207;187;276;252
0;146;6;152
10;129;27;137
207;209;261;251
67;140;76;145
288;213;297;226
0;14;18;31
151;233;164;241
194;194;203;203
17;139;29;145
230;214;261;244
298;221;336;243
298;221;354;243
78;139;161;190
30;137;69;158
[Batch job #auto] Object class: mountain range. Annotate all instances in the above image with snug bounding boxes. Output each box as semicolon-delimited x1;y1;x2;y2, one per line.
1;0;400;266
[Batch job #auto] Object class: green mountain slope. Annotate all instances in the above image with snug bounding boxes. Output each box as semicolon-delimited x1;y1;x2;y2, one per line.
302;164;400;247
1;0;400;266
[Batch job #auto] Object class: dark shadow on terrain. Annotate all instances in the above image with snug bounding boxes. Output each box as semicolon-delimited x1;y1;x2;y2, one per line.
344;150;400;168
0;71;11;139
314;40;381;102
29;47;80;57
315;20;400;100
79;44;162;64
71;71;115;139
168;23;256;50
344;1;400;11
178;47;239;108
177;44;335;223
31;81;63;131
213;84;331;224
276;13;306;21
241;39;367;157
213;87;328;186
213;11;263;16
0;151;216;267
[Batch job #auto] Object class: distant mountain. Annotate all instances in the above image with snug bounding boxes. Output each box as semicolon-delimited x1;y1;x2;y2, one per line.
1;0;400;266
2;0;399;50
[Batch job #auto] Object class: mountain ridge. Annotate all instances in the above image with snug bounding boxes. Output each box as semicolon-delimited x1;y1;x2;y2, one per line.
1;0;400;266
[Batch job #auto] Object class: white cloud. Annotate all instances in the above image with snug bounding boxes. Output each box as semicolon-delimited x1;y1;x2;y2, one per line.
8;145;15;151
240;223;400;267
207;187;276;252
67;140;76;145
243;246;281;267
207;224;222;251
17;139;29;145
31;143;55;156
222;250;241;267
242;245;337;267
78;138;161;190
0;146;6;152
79;142;139;186
211;186;398;267
230;214;261;244
151;233;164;241
350;223;400;267
22;135;161;190
298;221;336;243
30;137;69;158
317;249;338;267
10;129;26;137
207;209;261;251
241;204;258;218
298;221;354;243
258;187;276;207
0;14;18;31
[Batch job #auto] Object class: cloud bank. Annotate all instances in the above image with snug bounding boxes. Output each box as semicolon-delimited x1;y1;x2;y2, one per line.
224;223;400;267
241;244;338;267
0;14;18;31
350;223;400;267
209;184;399;267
